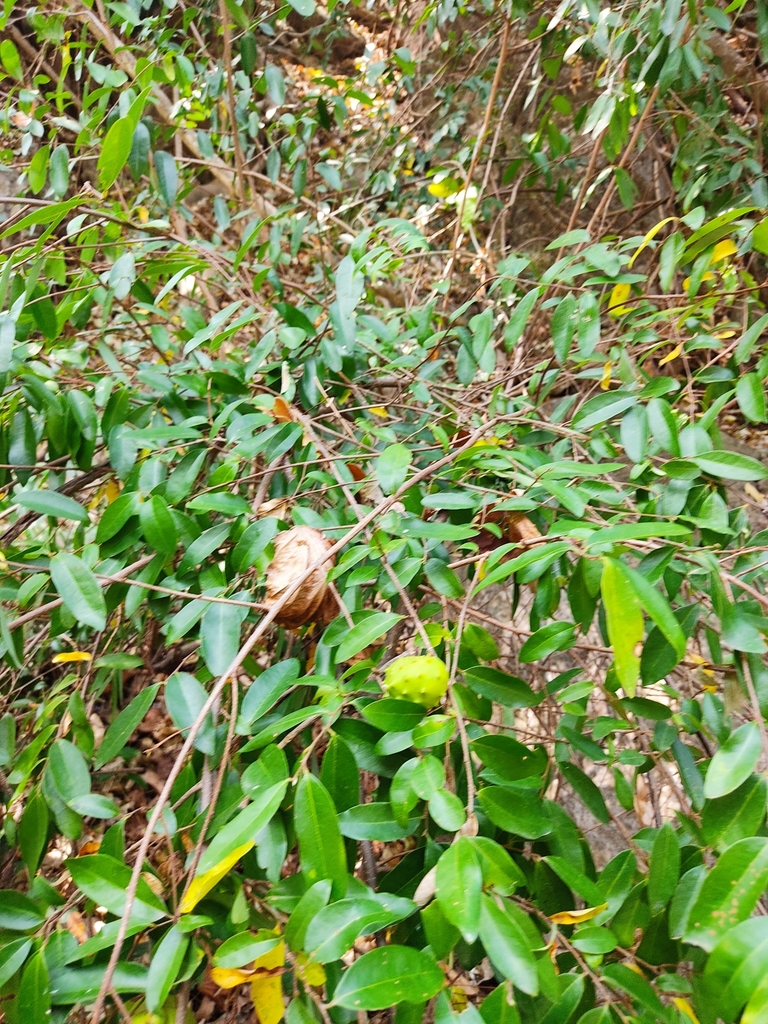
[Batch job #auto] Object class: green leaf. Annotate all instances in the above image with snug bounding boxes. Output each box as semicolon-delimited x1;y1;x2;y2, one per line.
295;773;347;896
376;443;412;494
286;0;316;13
478;894;538;996
471;735;548;783
50;553;107;631
702;775;768;850
684;838;768;950
47;963;148;1004
19;790;48;877
320;734;358;812
477;787;552;840
335;611;403;662
305;899;394;963
239;659;301;730
702;917;768;1024
196;781;287;875
200;600;248;676
139;494;177;555
67;854;167;924
214;931;282;968
648;823;680;914
428;789;466;831
737;373;767;423
338;803;420;841
98;117;134;190
330;946;444;1010
165;672;216;755
49;145;69;199
622;564;685;658
585;521;691;545
18;950;50;1024
284;880;333;952
424;557;464;598
264;64;285;105
691;450;768;481
0;712;15;765
559;762;609;823
704;723;762;799
94;683;161;769
735;312;768;363
600;558;643;696
154;150;179;206
551;293;576;362
519;622;576;662
0;891;45;930
16;490;88;522
48;738;90;801
436;837;482;942
146;924;189;1012
0;38;23;80
0;938;31;988
361;699;425;734
462;666;539;708
572;391;636;431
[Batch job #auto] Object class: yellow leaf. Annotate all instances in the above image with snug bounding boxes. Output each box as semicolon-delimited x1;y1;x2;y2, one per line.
710;239;737;264
550;903;608;925
52;651;93;664
658;343;683;366
105;479;121;503
427;176;463;198
211;967;258;989
599;362;611;391
138;207;149;223
368;406;388;418
672;997;700;1024
179;841;254;913
683;271;715;292
608;283;637;317
713;330;736;339
628;216;678;268
251;940;285;1024
295;954;325;987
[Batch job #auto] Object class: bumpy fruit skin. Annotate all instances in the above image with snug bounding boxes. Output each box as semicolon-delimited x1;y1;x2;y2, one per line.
382;655;449;709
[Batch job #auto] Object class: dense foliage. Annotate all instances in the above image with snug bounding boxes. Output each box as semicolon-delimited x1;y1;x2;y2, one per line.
2;1;768;1022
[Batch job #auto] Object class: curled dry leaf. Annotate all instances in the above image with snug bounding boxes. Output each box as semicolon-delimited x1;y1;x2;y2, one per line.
264;526;337;628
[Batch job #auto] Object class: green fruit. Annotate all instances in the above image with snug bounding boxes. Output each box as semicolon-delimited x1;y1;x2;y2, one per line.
382;655;449;709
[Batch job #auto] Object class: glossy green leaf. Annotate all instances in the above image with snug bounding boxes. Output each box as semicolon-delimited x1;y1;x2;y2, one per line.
330;946;444;1010
295;773;347;895
684;838;768;950
17;490;87;522
154;150;179;205
704;723;762;799
478;894;538;996
67;855;166;924
647;823;680;914
376;443;412;494
94;683;161;769
436;837;482;941
146;924;189;1012
478;787;553;840
600;558;643;696
98;116;134;190
335;611;403;662
50;553;107;631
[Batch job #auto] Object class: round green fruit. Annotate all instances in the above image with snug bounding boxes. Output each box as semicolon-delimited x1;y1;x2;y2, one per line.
382;655;449;709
